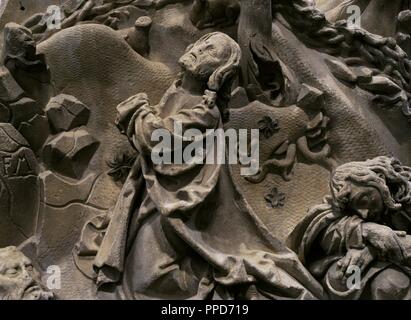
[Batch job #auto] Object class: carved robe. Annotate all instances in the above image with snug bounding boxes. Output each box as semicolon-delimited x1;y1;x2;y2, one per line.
74;81;325;300
288;197;411;299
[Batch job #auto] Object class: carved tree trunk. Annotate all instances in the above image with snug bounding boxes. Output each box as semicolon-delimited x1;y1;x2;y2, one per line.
238;0;286;104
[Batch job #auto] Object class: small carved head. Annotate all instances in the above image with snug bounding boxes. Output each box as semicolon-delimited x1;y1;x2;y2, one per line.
0;247;53;300
2;23;36;62
179;32;241;91
330;157;411;221
179;32;241;122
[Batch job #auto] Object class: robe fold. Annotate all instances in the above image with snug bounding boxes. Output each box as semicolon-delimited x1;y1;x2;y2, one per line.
74;81;325;300
287;197;411;299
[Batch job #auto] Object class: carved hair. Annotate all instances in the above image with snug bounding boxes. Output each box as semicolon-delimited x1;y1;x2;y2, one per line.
182;32;241;122
330;156;411;214
0;246;20;270
2;23;36;66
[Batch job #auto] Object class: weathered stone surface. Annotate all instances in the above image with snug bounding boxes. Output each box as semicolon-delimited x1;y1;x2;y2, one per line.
0;102;10;122
0;246;54;300
0;66;24;103
358;76;402;94
40;171;98;207
125;16;152;56
352;66;374;84
17;236;38;261
2;22;37;63
398;10;411;34
8;97;42;127
42;127;100;179
37;202;106;273
18;114;49;152
45;94;91;133
0;122;30;154
86;173;120;210
325;58;357;83
0;123;39;247
136;0;155;7
297;83;324;110
229;86;249;109
2;0;411;301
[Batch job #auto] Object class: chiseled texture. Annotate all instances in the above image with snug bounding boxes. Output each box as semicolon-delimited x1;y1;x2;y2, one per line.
36;22;174;228
316;0;408;37
35;24;174;299
75;82;326;300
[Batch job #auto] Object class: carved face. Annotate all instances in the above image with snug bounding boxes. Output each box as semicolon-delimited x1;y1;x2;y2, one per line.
0;247;53;300
4;23;36;59
179;33;231;80
347;181;385;221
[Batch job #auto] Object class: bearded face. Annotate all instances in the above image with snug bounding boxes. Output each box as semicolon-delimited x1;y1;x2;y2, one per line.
0;247;53;300
3;23;37;61
178;33;231;82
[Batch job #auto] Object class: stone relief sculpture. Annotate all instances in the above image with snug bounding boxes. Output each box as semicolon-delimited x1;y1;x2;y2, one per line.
74;32;325;300
0;0;410;300
288;156;411;299
316;0;410;38
0;246;53;300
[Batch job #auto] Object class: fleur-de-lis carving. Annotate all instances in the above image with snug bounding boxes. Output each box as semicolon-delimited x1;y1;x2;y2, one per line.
258;116;280;139
264;187;286;208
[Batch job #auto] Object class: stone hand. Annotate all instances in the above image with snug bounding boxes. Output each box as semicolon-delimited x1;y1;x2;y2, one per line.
116;93;150;134
363;222;405;263
336;247;376;280
202;90;218;108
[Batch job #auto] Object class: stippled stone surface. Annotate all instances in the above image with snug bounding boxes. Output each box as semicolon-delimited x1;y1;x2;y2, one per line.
0;123;39;247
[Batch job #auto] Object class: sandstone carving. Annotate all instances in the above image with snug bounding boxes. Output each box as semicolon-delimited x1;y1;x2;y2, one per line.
190;0;240;29
18;114;49;152
0;123;39;247
228;86;249;109
288;156;411;300
125;16;152;57
325;57;358;83
74;32;325;300
0;0;410;301
296;84;324;110
2;22;50;104
42;127;99;179
45;94;90;133
8;97;42;127
0;246;54;300
0;66;24;103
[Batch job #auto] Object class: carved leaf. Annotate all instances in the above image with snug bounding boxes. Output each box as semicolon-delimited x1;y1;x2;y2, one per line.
107;152;138;183
258;116;280;139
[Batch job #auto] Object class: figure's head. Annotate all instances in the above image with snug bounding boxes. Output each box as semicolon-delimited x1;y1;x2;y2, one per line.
330;157;411;221
0;247;53;300
179;32;241;121
3;23;36;62
179;32;241;90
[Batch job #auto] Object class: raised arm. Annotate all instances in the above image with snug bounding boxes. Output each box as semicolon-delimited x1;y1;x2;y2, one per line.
115;90;221;155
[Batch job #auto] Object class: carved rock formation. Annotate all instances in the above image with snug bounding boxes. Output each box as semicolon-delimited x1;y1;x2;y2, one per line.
42;127;99;179
8;97;42;127
0;123;39;247
0;0;411;301
45;94;91;133
0;66;24;103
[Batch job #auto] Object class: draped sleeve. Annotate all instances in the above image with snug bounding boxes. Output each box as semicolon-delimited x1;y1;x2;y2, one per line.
115;88;221;156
